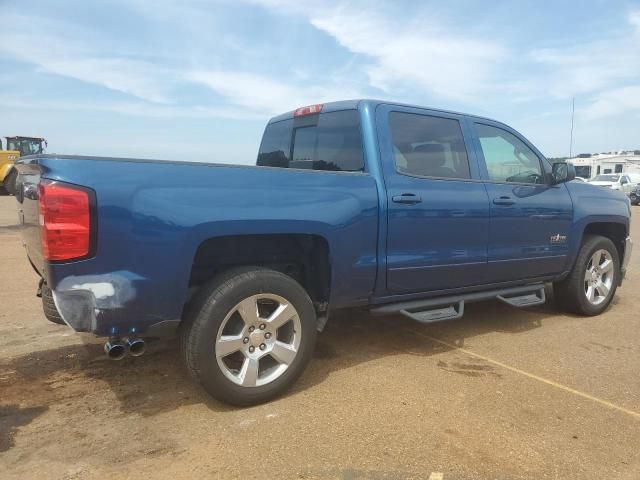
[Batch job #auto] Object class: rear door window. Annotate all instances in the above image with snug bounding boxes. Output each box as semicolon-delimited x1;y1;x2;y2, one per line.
257;110;364;172
388;112;471;179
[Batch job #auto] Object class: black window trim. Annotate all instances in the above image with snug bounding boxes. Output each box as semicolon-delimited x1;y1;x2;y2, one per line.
258;109;369;176
290;124;316;170
389;110;474;183
473;121;549;187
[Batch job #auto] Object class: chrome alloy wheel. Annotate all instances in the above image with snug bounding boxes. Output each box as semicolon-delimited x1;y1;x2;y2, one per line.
215;294;301;387
584;249;615;306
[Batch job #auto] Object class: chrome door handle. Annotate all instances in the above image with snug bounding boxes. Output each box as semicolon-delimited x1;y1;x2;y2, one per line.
493;196;515;206
392;194;422;204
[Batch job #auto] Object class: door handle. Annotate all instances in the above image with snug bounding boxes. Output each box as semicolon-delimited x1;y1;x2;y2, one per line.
493;196;515;206
392;193;422;204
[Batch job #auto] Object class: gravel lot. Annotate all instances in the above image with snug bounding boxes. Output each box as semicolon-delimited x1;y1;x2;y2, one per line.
1;194;639;479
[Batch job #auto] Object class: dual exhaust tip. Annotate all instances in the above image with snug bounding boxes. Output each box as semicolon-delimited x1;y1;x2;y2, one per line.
104;338;146;360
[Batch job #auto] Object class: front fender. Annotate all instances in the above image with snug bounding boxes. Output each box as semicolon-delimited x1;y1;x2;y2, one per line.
564;181;630;270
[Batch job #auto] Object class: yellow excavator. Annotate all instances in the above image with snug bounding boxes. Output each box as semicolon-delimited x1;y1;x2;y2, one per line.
0;136;47;195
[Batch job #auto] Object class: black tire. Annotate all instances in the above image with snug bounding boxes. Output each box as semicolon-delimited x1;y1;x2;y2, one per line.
181;267;317;406
553;235;620;316
41;284;66;325
3;169;17;196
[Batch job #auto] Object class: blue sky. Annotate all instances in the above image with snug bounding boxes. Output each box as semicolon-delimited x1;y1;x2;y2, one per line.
1;0;639;163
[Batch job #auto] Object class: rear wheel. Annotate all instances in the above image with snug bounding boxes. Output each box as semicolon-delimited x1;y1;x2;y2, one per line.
181;268;317;406
41;284;66;325
554;235;620;316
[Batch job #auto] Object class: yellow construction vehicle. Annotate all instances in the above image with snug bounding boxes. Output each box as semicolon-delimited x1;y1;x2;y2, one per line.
0;136;47;195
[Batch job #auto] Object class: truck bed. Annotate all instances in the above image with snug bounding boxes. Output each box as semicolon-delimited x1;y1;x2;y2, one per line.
15;154;379;335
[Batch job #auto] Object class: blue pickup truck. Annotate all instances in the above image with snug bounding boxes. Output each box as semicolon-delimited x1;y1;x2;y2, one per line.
14;99;632;405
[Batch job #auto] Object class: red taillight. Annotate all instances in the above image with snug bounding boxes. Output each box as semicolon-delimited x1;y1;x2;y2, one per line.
293;104;323;117
38;180;92;261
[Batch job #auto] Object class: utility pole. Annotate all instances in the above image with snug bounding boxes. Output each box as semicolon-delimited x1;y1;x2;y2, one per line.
569;97;575;158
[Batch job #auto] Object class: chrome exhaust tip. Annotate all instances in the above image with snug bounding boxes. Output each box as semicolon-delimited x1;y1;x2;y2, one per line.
104;340;127;360
126;337;146;357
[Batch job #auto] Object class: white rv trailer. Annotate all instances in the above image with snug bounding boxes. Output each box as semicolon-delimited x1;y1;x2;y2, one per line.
568;153;640;181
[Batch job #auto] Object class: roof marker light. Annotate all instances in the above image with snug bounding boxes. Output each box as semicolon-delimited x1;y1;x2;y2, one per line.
293;104;323;117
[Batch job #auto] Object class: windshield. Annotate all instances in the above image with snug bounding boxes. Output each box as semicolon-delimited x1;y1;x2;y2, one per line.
592;174;619;182
6;138;44;156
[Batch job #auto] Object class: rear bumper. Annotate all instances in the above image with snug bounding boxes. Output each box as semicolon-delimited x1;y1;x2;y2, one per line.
47;271;181;337
621;236;633;281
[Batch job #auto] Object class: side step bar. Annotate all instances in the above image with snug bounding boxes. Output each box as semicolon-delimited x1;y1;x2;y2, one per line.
370;284;546;325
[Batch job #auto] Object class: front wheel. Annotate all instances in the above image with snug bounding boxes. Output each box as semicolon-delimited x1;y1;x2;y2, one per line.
181;268;317;406
554;235;620;316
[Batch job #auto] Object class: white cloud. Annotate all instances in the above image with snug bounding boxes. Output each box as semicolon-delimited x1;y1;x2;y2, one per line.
528;10;640;100
3;96;265;121
581;85;640;120
0;13;174;103
247;0;507;102
0;7;362;117
252;0;640;126
312;11;505;101
525;9;640;125
186;70;363;114
630;10;640;30
39;58;172;104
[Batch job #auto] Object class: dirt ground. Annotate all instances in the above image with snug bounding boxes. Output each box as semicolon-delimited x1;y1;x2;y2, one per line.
1;194;639;480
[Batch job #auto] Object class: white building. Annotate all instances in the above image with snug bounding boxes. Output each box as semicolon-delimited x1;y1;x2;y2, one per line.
568;152;640;180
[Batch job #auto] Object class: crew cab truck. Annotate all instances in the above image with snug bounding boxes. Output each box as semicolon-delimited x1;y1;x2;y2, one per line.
14;100;632;406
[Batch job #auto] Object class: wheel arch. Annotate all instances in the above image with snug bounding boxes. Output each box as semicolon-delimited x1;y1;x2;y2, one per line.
581;221;628;263
186;233;332;314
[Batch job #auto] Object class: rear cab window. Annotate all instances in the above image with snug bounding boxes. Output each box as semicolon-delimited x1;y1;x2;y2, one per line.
257;110;365;172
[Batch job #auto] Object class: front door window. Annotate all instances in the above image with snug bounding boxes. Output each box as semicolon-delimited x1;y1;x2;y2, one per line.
476;124;543;184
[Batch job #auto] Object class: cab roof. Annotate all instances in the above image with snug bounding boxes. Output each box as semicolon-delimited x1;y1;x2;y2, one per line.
267;99;502;125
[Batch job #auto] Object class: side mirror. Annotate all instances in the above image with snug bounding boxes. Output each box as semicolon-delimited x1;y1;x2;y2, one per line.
551;162;575;184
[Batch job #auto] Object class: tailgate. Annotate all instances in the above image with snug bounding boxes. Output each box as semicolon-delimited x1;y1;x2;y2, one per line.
14;159;45;277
